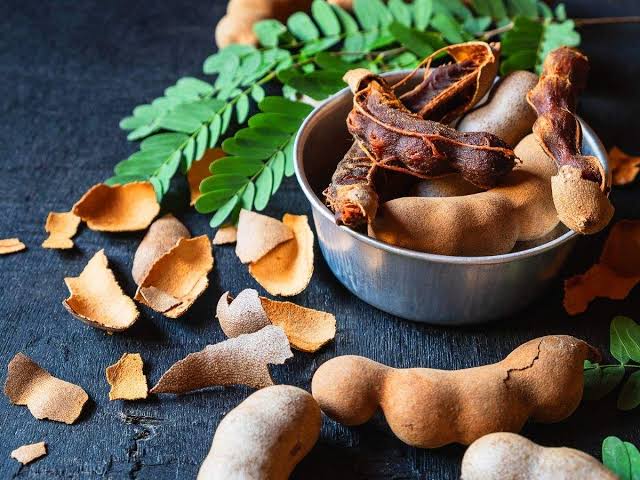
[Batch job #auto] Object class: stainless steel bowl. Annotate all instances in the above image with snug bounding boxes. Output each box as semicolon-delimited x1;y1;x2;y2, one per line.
293;71;610;325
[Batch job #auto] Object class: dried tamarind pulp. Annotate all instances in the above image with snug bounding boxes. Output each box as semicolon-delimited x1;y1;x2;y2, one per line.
325;42;511;227
527;47;613;234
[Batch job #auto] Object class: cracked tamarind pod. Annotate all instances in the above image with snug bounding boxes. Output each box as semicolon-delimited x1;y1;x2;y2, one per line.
311;335;599;449
527;47;614;234
324;42;507;227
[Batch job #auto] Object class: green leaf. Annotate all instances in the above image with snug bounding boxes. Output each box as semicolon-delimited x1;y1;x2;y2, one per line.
583;363;625;401
507;0;538;18
221;105;233;133
249;113;302;133
222;138;277;159
287;12;320;42
332;3;359;35
611;316;640;365
235;127;290;148
603;437;633;480
200;174;249;193
158;110;203;133
149;177;164;200
209;195;240;228
312;0;341;36
413;0;434;30
105;174;148;186
388;21;440;57
195;188;238;213
236;94;250;124
300;37;341;57
238;50;262;77
259;96;313;119
195;127;209;162
141;133;188;152
618;371;640;411
284;138;296;177
254;166;273;211
210;157;264;176
251;85;266;103
270;151;286;194
182;137;196;171
208;115;222;148
241;181;256;211
353;0;379;29
285;70;346;101
389;0;412;26
431;13;467;43
254;19;288;48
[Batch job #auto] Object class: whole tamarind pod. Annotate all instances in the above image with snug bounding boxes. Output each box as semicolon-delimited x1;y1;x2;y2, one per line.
527;47;614;234
198;385;321;480
324;41;500;227
348;72;517;189
311;335;600;449
461;432;617;480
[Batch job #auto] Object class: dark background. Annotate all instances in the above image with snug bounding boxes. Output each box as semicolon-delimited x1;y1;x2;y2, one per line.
1;0;639;478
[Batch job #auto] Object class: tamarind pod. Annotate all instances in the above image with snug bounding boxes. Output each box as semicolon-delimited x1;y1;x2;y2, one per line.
325;42;500;227
461;432;617;480
311;335;600;449
198;385;321;480
349;74;517;189
398;41;500;123
527;47;614;234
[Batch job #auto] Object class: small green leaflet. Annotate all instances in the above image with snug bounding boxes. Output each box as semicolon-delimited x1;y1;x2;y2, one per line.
195;97;312;227
611;316;640;365
602;437;640;480
583;361;625;401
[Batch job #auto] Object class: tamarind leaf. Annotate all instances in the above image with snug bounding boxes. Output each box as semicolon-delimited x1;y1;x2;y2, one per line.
285;71;346;101
353;0;379;29
433;0;473;21
508;0;538;18
413;0;434;30
555;3;567;21
312;0;341;36
241;181;256;211
288;12;320;42
388;21;442;57
284;138;296;177
210;157;264;177
210;195;240;228
236;94;250;124
195;188;239;214
611;316;640;364
463;15;492;35
254;166;273;211
389;0;412;26
270;151;286;195
431;13;471;44
201;174;249;194
259;96;313;119
141;133;188;152
603;437;634;480
250;85;265;103
618;371;640;411
208;115;221;148
249;113;302;133
195;126;209;164
332;3;358;35
301;37;341;57
583;363;625;401
254;20;287;48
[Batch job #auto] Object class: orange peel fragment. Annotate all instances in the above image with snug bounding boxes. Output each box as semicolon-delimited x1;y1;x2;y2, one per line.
4;353;89;424
212;225;237;245
217;289;336;352
42;211;81;249
150;325;292;394
10;442;47;465
63;250;139;332
72;182;160;232
564;220;640;315
188;148;225;205
105;353;148;401
609;146;640;186
235;209;293;264
134;235;213;318
249;214;314;296
0;238;26;255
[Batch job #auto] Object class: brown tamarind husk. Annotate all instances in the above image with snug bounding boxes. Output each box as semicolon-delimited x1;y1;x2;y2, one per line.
369;134;558;256
527;47;613;234
311;335;600;448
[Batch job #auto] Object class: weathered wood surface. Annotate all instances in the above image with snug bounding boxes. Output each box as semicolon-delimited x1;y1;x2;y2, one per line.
1;0;639;478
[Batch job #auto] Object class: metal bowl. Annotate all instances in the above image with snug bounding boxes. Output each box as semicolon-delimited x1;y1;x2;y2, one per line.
293;71;610;325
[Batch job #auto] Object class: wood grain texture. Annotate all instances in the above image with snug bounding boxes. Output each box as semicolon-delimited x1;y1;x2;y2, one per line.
0;0;639;478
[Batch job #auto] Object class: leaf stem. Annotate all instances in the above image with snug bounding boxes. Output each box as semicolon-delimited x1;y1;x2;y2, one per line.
584;364;640;371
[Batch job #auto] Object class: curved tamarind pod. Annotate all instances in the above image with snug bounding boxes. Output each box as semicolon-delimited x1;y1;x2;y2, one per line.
348;72;517;188
398;41;500;123
368;134;558;255
198;385;321;480
527;47;614;234
325;42;501;227
461;432;617;480
311;335;600;449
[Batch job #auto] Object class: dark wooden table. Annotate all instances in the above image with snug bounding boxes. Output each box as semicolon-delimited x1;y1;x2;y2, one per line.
1;1;639;478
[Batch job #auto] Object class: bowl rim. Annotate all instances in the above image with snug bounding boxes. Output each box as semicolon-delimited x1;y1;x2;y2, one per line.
293;70;611;266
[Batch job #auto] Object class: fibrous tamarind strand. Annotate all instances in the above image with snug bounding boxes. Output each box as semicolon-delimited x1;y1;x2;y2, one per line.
527;47;614;234
325;42;502;227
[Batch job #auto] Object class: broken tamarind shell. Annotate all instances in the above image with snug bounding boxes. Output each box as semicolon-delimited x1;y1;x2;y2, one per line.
527;47;613;234
325;42;502;228
311;335;599;448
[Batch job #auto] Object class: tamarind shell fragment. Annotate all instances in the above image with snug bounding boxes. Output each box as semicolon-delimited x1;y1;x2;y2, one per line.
325;42;503;227
527;47;613;234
